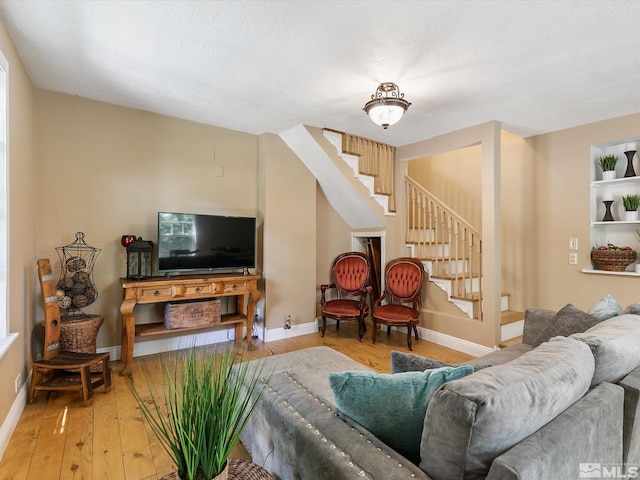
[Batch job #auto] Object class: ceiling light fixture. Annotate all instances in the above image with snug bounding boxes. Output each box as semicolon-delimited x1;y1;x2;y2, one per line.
363;82;411;129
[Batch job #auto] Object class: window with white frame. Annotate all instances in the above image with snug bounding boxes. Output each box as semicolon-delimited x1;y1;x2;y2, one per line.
0;49;15;358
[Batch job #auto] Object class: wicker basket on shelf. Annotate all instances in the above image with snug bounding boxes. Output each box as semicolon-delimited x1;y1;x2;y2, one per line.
591;247;637;271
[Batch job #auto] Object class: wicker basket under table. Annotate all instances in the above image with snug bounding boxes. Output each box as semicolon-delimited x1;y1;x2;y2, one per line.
159;457;275;480
60;314;103;354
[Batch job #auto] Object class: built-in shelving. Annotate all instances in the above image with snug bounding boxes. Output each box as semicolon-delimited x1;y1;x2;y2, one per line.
588;137;640;275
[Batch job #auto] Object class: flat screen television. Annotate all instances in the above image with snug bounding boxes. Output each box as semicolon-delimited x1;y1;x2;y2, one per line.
157;212;256;274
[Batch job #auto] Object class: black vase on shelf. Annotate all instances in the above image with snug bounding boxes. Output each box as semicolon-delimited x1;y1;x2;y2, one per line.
624;149;637;177
602;200;615;221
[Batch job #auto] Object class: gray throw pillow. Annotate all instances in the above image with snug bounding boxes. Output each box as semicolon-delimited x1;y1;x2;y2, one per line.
623;303;640;315
390;351;452;373
390;350;487;374
532;304;601;347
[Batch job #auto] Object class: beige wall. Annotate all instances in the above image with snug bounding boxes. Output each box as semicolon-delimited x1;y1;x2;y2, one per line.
35;91;259;350
408;144;483;231
258;133;317;330
315;184;353;315
531;112;640;311
0;18;36;430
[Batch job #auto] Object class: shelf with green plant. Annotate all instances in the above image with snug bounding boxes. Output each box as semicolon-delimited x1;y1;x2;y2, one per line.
588;139;640;276
595;154;619;181
621;194;640;221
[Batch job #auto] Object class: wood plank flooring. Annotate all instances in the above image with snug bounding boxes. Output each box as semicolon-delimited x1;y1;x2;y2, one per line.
0;322;473;480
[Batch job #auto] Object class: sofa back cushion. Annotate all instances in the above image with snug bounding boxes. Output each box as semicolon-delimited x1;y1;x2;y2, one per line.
570;313;640;386
419;337;595;480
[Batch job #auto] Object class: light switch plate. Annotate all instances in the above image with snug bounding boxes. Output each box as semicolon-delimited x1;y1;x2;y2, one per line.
568;238;578;251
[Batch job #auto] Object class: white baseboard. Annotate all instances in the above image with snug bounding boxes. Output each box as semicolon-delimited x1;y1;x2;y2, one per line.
0;370;31;462
417;326;496;357
263;320;318;342
99;326;243;361
97;322;493;360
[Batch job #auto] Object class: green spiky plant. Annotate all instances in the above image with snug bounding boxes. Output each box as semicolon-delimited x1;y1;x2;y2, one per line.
127;346;268;480
595;154;619;172
622;194;640;211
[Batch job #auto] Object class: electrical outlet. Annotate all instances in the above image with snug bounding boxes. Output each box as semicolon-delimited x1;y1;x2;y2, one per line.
569;252;578;265
284;314;292;330
568;238;578;251
14;373;21;394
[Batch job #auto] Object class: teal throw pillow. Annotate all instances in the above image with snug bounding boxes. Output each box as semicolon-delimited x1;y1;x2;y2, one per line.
588;294;622;321
328;365;474;465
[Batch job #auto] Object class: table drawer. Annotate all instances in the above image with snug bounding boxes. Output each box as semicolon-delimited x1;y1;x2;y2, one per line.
185;283;213;296
139;286;172;300
223;281;247;293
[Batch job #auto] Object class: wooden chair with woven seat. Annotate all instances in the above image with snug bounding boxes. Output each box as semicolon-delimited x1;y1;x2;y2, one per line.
372;257;425;351
28;258;111;406
320;252;372;341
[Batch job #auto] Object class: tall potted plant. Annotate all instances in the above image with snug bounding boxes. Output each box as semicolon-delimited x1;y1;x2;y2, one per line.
127;346;268;480
622;194;640;221
595;154;618;181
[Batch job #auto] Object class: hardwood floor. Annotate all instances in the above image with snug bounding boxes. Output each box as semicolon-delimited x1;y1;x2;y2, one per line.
0;322;473;480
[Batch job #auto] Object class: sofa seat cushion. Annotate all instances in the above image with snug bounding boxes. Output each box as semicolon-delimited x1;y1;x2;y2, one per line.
464;343;532;368
419;337;595;480
329;365;473;465
570;314;640;386
390;350;489;373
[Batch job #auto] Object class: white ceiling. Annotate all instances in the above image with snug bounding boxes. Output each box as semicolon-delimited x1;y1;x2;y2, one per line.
1;0;640;147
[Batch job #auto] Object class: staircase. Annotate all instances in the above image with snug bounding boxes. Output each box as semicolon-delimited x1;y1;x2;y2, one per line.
322;129;396;216
321;129;524;340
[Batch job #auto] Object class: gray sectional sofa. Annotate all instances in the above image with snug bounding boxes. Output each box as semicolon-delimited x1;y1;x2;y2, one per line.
240;308;640;479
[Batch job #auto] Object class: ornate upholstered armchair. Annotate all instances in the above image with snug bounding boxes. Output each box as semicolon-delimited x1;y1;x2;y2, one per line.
320;252;372;341
372;257;425;350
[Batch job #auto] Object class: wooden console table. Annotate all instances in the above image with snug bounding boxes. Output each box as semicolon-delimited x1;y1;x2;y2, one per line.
120;273;260;371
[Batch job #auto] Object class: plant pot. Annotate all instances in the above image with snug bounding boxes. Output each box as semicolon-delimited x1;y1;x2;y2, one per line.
624;210;639;221
602;170;616;181
177;462;229;480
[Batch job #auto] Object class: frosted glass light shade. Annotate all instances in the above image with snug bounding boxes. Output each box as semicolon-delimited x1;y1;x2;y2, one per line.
367;103;406;129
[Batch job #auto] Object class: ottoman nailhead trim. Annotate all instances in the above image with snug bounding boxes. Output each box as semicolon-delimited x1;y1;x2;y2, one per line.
260;372;416;477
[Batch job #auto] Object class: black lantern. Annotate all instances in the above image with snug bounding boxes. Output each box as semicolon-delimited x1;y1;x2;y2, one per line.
126;237;153;280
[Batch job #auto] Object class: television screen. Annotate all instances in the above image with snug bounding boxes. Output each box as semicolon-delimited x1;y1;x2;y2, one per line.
157;212;256;273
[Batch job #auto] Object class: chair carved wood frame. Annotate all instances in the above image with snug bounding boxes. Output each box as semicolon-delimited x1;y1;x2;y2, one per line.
29;258;112;406
320;252;372;341
373;257;426;351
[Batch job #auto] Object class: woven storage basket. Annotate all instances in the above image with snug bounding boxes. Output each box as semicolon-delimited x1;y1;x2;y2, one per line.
159;457;275;480
591;248;637;271
60;314;103;354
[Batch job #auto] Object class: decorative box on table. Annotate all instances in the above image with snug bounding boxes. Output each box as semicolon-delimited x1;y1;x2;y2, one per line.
164;299;221;329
